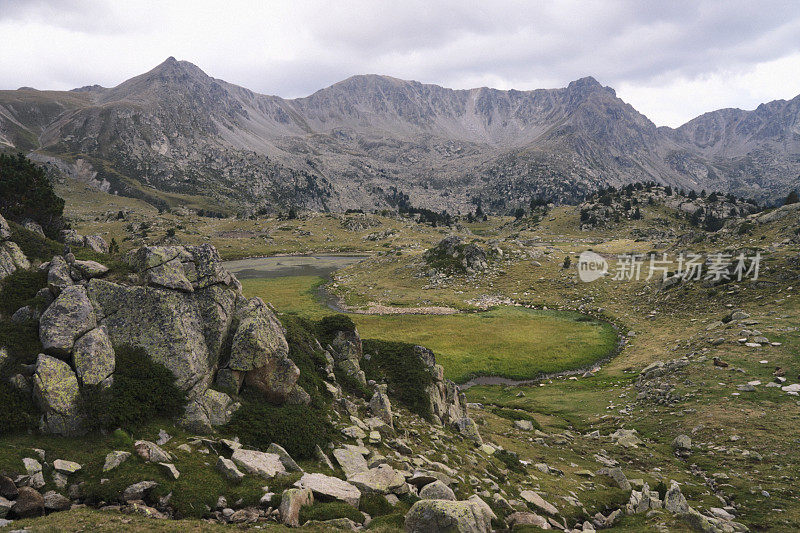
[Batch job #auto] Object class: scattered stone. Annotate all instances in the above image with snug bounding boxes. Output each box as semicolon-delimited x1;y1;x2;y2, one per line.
158;463;180;480
333;447;369;477
507;511;551;529
278;488;313;527
419;480;456;501
122;481;158;502
267;443;303;472
42;490;71;512
597;467;631;491
53;459;82;475
231;449;287;479
514;420;534;431
294;473;361;507
216;456;245;482
348;465;407;495
103;451;131;472
135;441;173;463
520;491;558;515
405;497;495;533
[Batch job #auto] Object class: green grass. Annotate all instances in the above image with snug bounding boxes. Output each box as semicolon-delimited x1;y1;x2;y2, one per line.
243;275;619;383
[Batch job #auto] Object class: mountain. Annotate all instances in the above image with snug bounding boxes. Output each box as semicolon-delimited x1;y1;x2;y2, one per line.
1;57;798;213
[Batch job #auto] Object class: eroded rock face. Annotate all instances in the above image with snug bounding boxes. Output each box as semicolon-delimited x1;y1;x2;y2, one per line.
72;326;115;387
32;354;83;436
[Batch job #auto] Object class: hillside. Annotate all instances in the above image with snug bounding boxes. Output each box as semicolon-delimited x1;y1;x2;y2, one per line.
1;58;799;214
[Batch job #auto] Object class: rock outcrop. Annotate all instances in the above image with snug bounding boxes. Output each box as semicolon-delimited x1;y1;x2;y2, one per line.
0;214;30;282
424;236;488;275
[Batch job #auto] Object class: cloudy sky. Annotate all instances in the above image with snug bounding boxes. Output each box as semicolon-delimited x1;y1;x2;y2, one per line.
2;0;800;127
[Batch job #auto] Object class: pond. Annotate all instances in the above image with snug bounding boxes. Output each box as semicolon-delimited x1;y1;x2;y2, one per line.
222;255;366;280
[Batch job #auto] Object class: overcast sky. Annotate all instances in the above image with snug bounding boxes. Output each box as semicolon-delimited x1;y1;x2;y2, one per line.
2;0;800;127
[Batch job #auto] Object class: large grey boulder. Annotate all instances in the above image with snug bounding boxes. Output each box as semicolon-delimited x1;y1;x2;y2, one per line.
32;354;82;436
10;486;44;518
72;326;115;387
182;389;240;433
278;488;313;527
419;480;456;501
405;497;495;533
47;255;73;294
347;464;406;495
369;387;393;428
294;473;361;507
122;480;158;501
39;285;97;357
333;446;369;477
231;449;286;479
83;234;109;254
216;456;245;482
267;443;303;472
134;440;173;463
664;481;690;514
0;241;30;281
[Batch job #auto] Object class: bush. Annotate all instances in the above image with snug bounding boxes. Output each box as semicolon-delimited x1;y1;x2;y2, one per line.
224;393;332;460
8;222;62;262
0;381;38;435
360;493;394;517
81;346;187;431
362;340;433;419
490;407;542;430
316;314;356;347
282;316;334;409
299;502;363;524
0;153;65;238
0;268;47;317
0;319;41;366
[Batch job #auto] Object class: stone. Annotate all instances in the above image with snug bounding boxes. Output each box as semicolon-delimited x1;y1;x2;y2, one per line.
103;451;131;472
267;443;303;472
32;354;83;436
39;285;97;357
53;459;81;475
520;491;558;515
23;457;42;475
52;471;68;489
158;463;180;480
231;449;286;479
10;486;44;518
664;481;690;514
315;445;335;470
609;428;643;448
83;235;109;254
342;426;367;440
507;511;551;529
42;490;71;511
514;420;534;431
182;389;240;433
216;456;245;482
348;465;407;495
333;447;369;477
0;241;29;281
294;473;361;507
278;488;313;527
122;480;158;502
71;259;109;279
0;214;10;240
72;326;115;387
0;476;18;499
135;441;173;463
453;417;482;444
419;480;456;500
597;467;631;491
369;388;393;428
404;498;494;533
0;496;11;519
673;434;692;451
47;256;73;294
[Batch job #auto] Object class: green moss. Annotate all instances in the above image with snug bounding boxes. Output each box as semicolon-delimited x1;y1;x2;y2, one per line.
362;339;433;419
299;501;363;524
359;493;394;517
80;346;187;431
0;381;38;435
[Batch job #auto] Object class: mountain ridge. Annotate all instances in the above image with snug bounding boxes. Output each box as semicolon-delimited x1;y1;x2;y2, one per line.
1;57;798;213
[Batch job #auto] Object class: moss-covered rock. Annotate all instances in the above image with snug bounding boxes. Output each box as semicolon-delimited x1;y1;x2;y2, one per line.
32;353;82;436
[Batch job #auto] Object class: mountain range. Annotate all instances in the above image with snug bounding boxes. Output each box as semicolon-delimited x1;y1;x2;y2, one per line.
1;57;798;213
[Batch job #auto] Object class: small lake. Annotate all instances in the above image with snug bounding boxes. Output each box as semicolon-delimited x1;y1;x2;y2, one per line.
222;255;367;280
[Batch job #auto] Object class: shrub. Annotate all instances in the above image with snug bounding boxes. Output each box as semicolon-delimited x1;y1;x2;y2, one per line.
0;153;66;238
0;381;38;435
282;315;334;409
494;449;526;473
490;407;542;430
360;493;394;517
8;222;62;262
362;340;433;419
0;268;47;317
81;346;186;431
299;502;363;524
0;319;41;366
224;392;332;460
316;314;356;347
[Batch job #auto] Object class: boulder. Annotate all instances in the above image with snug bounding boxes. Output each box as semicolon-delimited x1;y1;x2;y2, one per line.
53;459;81;475
0;214;10;240
507;511;551;529
0;241;30;281
0;496;11;519
182;389;240;433
267;443;303;472
71;259;109;280
369;387;393;428
83;235;109;254
596;467;631;491
60;230;84;247
404;497;494;533
72;326;115;387
0;476;18;499
39;285;97;357
122;480;158;502
347;465;406;495
673;434;692;452
231;449;286;479
294;473;361;507
520;491;558;515
278;488;313;527
47;256;73;294
453;417;482;444
158;463;180;480
216;456;245;482
333;446;369;477
10;486;44;518
134;441;173;463
664;481;690;514
424;236;488;274
103;451;131;472
42;490;71;511
419;480;456;501
32;354;82;436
